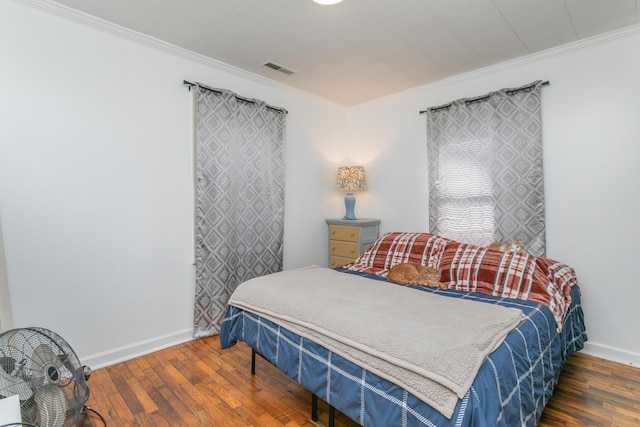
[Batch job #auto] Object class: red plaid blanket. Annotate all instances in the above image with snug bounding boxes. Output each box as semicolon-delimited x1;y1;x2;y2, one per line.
343;232;577;331
346;232;451;274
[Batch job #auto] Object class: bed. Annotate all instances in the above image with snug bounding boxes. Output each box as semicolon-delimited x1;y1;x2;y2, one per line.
220;232;587;426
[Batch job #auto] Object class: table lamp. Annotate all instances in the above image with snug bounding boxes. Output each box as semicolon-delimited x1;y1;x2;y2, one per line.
336;166;366;220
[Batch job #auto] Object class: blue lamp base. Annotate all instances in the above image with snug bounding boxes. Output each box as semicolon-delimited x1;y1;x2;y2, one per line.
343;192;356;220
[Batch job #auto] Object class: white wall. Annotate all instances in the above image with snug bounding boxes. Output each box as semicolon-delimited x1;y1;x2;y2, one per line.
0;221;13;332
0;1;344;367
347;26;640;366
2;0;639;368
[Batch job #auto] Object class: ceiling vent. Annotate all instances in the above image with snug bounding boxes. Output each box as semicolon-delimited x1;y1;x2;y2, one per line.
263;61;296;75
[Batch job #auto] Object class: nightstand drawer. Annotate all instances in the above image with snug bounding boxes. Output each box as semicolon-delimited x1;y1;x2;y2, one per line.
330;255;355;268
330;241;359;258
329;225;358;242
326;218;380;269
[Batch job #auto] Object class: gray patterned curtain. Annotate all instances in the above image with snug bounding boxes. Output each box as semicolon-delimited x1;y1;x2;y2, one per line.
193;84;286;337
426;81;546;256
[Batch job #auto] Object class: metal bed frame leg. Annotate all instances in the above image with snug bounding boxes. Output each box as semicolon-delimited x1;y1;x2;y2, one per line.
251;348;256;375
310;395;335;426
329;405;335;427
311;394;318;422
253;348;334;426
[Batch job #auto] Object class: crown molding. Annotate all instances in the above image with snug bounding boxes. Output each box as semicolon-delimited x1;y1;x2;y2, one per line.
445;22;640;85
356;22;640;109
11;0;640;111
10;0;259;81
11;0;346;111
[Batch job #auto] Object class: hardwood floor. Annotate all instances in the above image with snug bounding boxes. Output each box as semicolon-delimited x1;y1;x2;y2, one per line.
77;336;640;426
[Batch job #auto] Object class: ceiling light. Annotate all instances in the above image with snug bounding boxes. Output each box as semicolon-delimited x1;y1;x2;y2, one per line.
313;0;343;5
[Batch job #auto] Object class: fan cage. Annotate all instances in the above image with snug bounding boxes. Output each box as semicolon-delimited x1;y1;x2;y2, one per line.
0;327;89;427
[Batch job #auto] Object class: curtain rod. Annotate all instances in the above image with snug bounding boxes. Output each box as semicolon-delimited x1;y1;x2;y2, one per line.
183;80;288;114
419;80;549;114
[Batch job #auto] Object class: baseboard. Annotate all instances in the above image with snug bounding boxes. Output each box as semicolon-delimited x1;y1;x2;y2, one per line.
80;332;640;371
581;342;640;367
81;328;194;369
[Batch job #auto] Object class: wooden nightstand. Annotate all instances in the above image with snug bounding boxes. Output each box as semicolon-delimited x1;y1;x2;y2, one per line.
326;218;380;268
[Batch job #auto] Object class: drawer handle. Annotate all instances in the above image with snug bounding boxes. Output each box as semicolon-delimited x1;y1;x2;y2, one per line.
350;232;356;237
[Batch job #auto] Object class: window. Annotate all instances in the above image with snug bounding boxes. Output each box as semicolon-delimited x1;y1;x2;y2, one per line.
433;138;496;245
425;81;547;256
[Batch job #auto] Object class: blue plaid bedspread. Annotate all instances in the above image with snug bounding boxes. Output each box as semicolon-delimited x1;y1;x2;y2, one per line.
220;269;587;427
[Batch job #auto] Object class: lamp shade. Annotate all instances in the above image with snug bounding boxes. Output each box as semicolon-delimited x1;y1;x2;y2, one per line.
336;166;366;191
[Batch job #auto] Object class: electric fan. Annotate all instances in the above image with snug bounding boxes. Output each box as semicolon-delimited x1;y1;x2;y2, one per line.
0;327;90;427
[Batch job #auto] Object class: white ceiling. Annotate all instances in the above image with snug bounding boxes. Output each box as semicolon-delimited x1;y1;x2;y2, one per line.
49;0;639;106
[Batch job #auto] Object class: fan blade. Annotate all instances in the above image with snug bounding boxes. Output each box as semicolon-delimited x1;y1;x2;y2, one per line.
31;344;63;381
34;383;66;427
0;365;32;400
